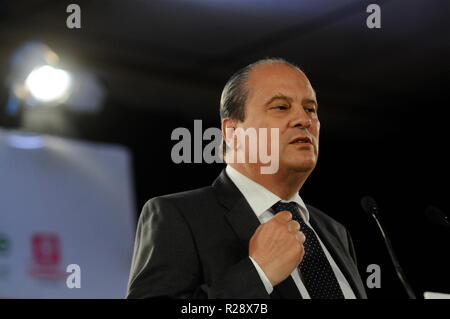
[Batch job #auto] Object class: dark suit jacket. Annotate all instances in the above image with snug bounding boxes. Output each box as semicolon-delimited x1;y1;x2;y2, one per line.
126;169;367;299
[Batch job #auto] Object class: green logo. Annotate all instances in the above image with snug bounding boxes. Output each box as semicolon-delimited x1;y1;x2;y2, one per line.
0;234;10;257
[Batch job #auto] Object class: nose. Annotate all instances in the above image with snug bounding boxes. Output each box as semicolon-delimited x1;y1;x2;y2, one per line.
290;108;312;129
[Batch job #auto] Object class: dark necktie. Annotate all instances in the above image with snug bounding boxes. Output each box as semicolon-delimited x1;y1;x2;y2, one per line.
271;201;345;299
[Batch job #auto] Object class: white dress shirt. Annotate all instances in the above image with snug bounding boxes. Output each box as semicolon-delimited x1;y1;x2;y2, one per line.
225;165;356;299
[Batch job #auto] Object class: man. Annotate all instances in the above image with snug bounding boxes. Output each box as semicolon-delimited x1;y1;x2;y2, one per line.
126;58;367;299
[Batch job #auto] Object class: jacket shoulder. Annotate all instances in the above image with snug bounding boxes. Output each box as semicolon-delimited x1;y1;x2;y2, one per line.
306;204;349;239
141;186;216;218
306;204;345;228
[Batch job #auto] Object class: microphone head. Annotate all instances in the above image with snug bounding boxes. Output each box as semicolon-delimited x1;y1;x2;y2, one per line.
361;196;379;216
425;206;450;229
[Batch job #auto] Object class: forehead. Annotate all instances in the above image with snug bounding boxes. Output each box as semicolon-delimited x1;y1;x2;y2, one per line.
246;62;316;102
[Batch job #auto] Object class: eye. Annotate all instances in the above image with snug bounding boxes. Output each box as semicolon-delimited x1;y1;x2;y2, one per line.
273;105;288;110
305;107;316;113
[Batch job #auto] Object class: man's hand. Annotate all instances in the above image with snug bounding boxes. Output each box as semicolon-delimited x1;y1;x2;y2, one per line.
249;211;305;287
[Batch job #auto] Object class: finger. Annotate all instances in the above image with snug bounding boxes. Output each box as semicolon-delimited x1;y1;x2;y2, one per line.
275;210;292;222
288;220;300;232
295;231;306;243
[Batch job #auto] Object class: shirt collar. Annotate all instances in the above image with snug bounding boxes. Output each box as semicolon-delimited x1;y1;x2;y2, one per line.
225;165;310;222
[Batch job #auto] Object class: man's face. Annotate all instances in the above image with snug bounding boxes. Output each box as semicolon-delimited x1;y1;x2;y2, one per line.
238;63;320;173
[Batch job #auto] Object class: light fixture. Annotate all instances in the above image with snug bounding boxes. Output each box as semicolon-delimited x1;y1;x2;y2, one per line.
25;65;72;103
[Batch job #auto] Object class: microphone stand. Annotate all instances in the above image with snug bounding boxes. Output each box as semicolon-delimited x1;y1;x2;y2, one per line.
369;210;417;299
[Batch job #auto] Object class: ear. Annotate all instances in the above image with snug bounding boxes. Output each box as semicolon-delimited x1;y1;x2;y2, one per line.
221;118;238;151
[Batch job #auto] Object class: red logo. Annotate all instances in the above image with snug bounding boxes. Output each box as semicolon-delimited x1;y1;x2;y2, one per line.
32;233;60;266
28;233;66;281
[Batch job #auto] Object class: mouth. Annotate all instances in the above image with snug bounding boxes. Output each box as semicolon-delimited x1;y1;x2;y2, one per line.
289;136;312;145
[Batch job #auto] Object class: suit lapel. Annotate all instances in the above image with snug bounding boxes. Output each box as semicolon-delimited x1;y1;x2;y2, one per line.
212;169;302;299
212;169;261;250
223;197;260;251
309;213;364;299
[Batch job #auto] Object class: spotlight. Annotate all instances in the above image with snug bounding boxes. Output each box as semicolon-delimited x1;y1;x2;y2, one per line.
6;41;105;118
25;65;72;103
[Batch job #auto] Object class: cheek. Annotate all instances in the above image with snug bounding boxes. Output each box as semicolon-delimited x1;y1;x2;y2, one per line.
311;120;320;155
312;119;320;138
315;121;320;155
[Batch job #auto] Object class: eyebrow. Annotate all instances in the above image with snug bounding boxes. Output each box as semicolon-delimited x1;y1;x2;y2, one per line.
265;94;318;110
264;94;293;106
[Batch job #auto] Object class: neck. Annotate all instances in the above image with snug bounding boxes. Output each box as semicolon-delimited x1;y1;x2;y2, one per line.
229;163;311;200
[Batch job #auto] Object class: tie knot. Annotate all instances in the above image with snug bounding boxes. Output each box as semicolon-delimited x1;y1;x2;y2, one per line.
271;201;300;217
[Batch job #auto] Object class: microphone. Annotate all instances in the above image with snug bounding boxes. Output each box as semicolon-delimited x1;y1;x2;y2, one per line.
360;196;417;299
425;206;450;230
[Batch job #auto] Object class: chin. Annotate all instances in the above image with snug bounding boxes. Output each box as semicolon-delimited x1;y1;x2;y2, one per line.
285;160;317;173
